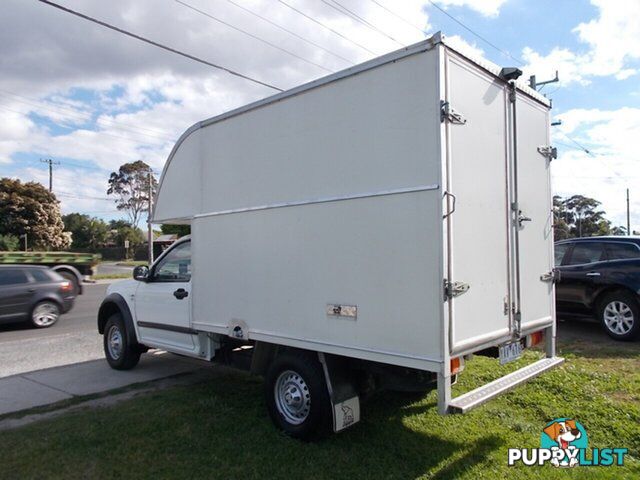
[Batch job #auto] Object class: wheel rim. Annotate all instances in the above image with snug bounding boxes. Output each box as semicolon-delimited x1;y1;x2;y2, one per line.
274;370;311;425
107;325;124;360
32;303;59;326
603;301;634;335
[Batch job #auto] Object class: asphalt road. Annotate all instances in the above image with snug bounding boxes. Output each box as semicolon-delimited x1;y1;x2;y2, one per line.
0;284;108;378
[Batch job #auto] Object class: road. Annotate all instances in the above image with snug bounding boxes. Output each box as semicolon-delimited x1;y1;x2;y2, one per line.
0;284;108;378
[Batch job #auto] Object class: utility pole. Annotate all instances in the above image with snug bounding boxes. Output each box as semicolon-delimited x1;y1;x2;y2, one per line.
148;170;154;264
627;188;631;236
40;158;60;192
20;233;27;252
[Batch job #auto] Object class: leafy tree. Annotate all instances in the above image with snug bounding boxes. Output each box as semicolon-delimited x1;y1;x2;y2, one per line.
610;226;627;236
0;234;20;251
160;224;191;237
63;213;109;249
108;220;145;247
553;194;614;238
107;160;157;228
0;178;70;250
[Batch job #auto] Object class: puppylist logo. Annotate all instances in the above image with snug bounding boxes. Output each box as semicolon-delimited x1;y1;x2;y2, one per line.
508;418;628;468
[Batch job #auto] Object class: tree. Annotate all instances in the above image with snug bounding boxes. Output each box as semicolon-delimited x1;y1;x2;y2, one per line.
108;220;145;247
107;160;157;228
553;194;614;238
63;213;109;249
610;226;627;236
0;234;20;251
160;224;191;237
0;178;70;250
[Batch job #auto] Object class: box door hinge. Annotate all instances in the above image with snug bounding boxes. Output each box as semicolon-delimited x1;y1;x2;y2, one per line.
440;101;466;125
537;145;557;160
444;280;470;300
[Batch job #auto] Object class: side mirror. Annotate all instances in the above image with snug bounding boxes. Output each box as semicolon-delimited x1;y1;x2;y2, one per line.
133;265;149;282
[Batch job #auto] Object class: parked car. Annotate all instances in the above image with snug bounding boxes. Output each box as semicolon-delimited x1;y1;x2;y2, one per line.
555;236;640;340
0;265;76;328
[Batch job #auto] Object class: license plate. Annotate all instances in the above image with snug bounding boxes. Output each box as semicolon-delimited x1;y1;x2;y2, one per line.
499;341;523;365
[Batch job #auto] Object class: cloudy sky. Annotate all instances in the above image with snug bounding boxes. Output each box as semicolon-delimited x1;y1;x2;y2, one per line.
1;0;639;230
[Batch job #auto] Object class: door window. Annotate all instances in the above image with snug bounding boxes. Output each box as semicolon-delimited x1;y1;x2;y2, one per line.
566;242;605;265
554;243;570;266
153;241;191;282
0;269;29;286
605;242;640;260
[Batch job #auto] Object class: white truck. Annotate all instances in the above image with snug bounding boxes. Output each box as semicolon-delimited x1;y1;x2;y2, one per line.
98;33;563;439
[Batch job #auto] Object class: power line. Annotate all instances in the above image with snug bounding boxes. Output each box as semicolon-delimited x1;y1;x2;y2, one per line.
557;132;596;157
427;1;525;66
277;0;377;55
223;0;356;65
35;0;283;92
174;0;334;73
0;91;176;142
320;0;404;47
368;0;428;36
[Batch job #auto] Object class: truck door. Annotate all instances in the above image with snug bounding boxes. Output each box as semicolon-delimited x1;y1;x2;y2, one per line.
445;53;512;354
511;92;555;333
134;240;196;353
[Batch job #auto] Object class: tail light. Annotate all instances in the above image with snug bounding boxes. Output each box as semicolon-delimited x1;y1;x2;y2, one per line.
450;356;464;375
526;330;544;348
60;280;73;293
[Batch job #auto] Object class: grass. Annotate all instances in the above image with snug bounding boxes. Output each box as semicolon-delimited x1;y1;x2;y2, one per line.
1;323;638;479
92;273;131;280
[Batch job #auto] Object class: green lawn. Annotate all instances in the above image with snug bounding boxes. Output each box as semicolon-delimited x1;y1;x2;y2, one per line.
1;322;638;479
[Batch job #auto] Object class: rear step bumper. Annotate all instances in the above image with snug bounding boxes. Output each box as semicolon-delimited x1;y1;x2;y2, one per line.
448;357;564;413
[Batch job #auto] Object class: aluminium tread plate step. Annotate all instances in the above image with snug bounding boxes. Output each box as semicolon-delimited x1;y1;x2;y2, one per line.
449;357;564;413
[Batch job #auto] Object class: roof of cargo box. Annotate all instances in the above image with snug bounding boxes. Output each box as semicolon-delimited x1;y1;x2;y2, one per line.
153;32;550;224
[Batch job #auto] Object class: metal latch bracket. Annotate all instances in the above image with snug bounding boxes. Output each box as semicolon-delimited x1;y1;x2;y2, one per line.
444;280;470;300
440;101;466;124
537;145;557;160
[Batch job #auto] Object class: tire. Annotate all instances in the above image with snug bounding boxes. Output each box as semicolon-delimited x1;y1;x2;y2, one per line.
30;300;61;328
58;271;80;296
597;291;640;341
103;313;141;370
264;352;332;440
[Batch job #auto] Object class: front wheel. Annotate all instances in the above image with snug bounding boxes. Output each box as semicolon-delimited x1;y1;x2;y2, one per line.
103;314;141;370
264;352;332;440
598;291;640;341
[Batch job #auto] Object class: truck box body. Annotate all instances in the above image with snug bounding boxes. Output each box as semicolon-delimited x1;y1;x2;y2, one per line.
151;33;560;410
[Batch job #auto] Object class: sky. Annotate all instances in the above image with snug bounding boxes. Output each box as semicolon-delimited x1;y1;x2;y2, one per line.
1;0;639;230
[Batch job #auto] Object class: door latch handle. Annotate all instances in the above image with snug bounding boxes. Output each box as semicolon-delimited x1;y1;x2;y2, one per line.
586;272;601;277
518;211;532;226
173;288;189;299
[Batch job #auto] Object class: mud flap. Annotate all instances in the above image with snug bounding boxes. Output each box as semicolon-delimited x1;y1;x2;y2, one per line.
318;353;360;432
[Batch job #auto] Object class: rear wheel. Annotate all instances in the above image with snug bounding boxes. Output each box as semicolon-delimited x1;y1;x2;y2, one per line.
264;352;331;440
103;314;141;369
597;291;640;341
31;301;60;328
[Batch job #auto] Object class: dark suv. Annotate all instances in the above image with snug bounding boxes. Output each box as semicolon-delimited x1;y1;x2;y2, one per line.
555;236;640;340
0;265;75;328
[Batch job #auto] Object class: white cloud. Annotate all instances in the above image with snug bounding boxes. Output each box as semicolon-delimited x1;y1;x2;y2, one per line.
552;107;640;232
522;0;640;85
446;34;485;59
434;0;507;17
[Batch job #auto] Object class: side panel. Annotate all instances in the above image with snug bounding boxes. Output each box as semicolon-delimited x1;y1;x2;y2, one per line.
191;189;444;370
514;94;554;329
197;50;440;214
445;52;512;352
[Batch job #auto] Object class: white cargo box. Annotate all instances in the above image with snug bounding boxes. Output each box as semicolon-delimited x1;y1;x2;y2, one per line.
152;33;562;413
